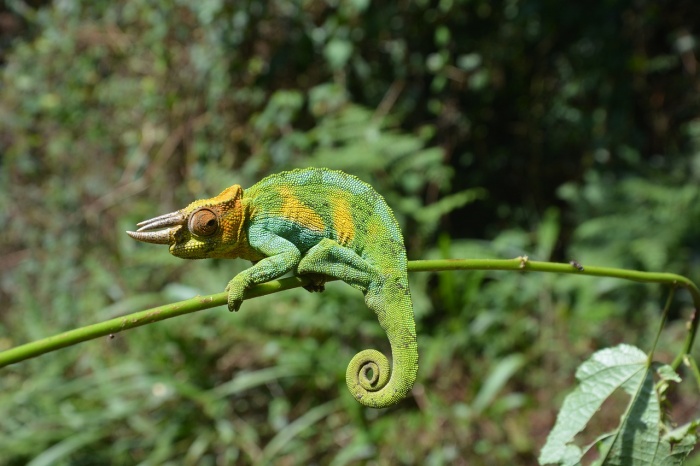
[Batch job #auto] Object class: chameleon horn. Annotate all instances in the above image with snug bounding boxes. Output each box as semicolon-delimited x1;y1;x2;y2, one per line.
125;229;173;245
136;211;185;232
126;210;185;244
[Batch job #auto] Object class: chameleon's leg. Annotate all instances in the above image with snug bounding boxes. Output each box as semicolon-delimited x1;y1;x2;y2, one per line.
297;239;376;292
226;227;302;312
249;260;326;293
298;238;417;408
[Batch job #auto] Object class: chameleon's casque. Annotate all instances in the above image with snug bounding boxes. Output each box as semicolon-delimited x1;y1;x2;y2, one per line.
127;168;418;408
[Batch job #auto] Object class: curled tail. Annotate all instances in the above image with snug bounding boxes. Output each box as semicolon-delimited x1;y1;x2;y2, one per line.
345;277;418;408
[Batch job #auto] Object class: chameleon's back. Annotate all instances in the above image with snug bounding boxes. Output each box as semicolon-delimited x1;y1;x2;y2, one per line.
243;167;408;275
244;168;417;408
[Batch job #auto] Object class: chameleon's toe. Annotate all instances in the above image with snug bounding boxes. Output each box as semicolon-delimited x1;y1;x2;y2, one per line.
227;293;243;312
303;284;324;293
225;279;245;312
301;273;328;293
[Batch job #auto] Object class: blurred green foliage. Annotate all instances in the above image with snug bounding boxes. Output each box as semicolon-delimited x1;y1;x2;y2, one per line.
1;0;700;464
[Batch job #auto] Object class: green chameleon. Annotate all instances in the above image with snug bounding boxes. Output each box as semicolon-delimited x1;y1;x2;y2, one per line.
127;168;417;408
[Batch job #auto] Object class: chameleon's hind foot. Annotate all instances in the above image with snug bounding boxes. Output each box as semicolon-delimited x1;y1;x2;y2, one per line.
301;273;328;293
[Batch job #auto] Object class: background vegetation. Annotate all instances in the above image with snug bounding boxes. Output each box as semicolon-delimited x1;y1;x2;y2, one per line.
1;0;700;464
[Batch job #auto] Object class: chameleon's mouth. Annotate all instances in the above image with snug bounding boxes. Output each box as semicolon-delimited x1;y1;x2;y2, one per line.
126;210;185;245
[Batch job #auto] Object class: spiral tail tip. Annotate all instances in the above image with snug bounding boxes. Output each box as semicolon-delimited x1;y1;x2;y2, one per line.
346;348;398;408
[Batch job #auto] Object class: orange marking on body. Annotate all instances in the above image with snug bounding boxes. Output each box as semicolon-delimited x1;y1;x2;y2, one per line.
332;195;355;245
279;186;325;231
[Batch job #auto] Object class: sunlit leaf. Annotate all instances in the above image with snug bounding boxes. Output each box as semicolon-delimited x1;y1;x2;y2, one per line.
540;344;696;466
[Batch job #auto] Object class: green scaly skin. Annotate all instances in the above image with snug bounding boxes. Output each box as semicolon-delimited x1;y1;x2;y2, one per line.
127;168;418;408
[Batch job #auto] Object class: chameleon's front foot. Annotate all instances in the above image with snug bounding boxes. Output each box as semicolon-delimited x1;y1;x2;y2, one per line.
225;278;245;312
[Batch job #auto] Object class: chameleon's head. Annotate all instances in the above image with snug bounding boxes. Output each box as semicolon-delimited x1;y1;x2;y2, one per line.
126;185;244;259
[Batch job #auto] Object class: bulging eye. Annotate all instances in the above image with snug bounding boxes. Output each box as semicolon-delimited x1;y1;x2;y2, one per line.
188;208;219;237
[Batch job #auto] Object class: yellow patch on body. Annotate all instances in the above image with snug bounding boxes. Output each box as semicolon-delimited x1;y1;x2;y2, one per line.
279;187;326;231
365;216;384;242
332;195;355;245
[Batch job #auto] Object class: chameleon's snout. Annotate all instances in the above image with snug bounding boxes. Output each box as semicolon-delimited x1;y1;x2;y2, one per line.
126;210;185;245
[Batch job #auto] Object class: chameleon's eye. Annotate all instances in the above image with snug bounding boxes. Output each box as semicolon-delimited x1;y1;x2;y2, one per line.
188;208;219;237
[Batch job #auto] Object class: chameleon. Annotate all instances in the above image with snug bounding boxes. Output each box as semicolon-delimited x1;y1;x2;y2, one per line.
126;167;418;408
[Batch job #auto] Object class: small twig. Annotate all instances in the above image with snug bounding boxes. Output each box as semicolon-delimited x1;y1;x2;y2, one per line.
371;80;405;124
649;287;676;364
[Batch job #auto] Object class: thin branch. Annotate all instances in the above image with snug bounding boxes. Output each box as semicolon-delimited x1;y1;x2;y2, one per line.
0;275;314;368
1;258;698;370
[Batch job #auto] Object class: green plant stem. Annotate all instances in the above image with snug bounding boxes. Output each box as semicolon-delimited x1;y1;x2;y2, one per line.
0;276;316;369
412;258;700;369
684;355;700;390
1;258;698;369
649;287;676;365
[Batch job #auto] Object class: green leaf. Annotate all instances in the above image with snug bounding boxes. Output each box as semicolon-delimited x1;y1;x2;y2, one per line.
324;39;353;70
260;400;340;463
413;188;487;225
212;366;302;398
471;353;525;415
26;430;106;466
539;344;696;466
